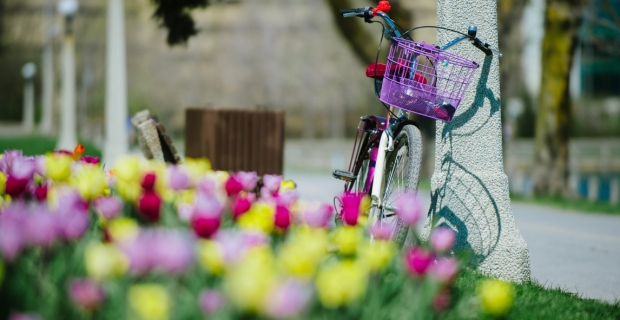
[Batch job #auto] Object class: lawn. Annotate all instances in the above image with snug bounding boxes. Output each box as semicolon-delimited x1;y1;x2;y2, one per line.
0;135;101;158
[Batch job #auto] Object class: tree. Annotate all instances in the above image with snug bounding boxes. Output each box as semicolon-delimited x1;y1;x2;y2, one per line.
532;0;589;197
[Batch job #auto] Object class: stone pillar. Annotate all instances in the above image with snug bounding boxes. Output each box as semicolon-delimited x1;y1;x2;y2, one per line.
21;63;36;133
587;175;599;202
40;0;55;134
103;0;129;165
56;17;77;150
427;0;530;282
610;178;619;205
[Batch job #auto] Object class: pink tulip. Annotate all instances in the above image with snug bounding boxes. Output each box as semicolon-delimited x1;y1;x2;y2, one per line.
68;278;105;310
433;289;451;311
151;230;194;273
177;203;194;222
236;171;258;191
94;196;123;220
168;166;189;191
274;205;291;231
80;156;100;165
225;175;243;197
431;257;459;284
260;186;274;202
0;150;23;173
341;192;363;226
395;192;422;225
0;204;27;260
264;279;313;319
404;247;434;276
11;158;36;180
430;227;456;253
231;195;253;220
263;174;282;193
120;234;152;274
192;215;220;239
370;223;393;240
303;204;334;228
193;193;223;218
199;290;226;314
58;210;89;241
276;190;298;208
197;178;217;195
25;208;59;247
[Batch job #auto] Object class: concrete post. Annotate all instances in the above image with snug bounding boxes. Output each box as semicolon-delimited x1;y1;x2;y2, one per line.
426;0;530;282
40;0;55;134
21;63;36;133
610;178;619;205
103;0;129;166
587;175;599;202
56;16;77;150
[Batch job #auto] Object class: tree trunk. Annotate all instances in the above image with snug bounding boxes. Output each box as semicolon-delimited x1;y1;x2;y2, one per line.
533;0;587;197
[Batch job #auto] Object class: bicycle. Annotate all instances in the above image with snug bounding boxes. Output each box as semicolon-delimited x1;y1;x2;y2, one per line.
332;1;500;247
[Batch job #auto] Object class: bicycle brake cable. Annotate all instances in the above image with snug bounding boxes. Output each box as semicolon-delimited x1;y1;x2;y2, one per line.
370;20;398;119
401;25;469;39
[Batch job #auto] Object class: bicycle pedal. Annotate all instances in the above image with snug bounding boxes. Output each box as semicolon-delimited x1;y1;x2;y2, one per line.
332;169;356;182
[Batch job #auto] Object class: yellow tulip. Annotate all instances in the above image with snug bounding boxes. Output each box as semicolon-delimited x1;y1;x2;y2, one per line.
196;240;225;275
237;202;275;234
128;284;171;320
113;156;142;182
0;171;6;194
223;246;277;312
45;154;73;182
84;242;128;280
478;279;515;318
315;260;368;308
107;218;139;243
71;165;107;200
278;226;328;277
116;180;142;202
358;240;395;272
280;180;296;191
182;158;212;182
360;195;371;214
332;226;363;255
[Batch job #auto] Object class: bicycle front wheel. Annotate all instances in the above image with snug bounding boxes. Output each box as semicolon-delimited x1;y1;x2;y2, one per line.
376;124;422;247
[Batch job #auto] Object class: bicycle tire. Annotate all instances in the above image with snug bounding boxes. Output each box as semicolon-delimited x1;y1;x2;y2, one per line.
375;124;422;247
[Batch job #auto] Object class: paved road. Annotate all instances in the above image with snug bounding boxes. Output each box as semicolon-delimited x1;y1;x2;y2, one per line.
283;168;620;303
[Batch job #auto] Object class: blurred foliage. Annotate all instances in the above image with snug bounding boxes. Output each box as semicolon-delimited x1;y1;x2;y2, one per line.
0;136;102;158
151;0;211;46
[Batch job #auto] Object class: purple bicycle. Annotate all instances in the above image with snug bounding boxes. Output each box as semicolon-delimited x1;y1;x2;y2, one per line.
332;1;500;247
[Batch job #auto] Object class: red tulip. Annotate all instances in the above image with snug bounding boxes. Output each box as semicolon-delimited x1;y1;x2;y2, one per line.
225;176;243;197
274;205;291;231
33;184;48;202
138;191;162;222
5;175;28;198
141;172;157;191
192;215;221;238
231;195;252;220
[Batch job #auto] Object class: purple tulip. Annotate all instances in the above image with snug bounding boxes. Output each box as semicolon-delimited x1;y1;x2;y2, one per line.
430;227;456;253
193;193;223;218
168;166;189;191
276;190;299;208
370;223;393;240
68;278;105;310
120;234;153;275
431;257;459;284
264;279;313;319
94;196;124;220
395;192;422;225
262;174;282;194
10;157;36;180
0;204;27;260
25;207;59;247
58;210;89;241
404;247;434;276
0;150;23;173
303;204;334;228
198;289;226;314
197;178;217;195
151;230;194;273
236;171;257;191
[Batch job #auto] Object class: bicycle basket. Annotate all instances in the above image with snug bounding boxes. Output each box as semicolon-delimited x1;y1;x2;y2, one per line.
379;39;479;122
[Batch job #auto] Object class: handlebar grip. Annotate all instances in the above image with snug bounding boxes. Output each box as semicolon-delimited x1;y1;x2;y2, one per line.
340;8;365;17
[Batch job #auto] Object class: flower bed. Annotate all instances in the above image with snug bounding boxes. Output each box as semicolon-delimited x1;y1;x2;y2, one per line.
0;145;514;319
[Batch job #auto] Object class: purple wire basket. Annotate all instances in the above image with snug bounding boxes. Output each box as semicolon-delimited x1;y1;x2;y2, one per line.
379;39;479;122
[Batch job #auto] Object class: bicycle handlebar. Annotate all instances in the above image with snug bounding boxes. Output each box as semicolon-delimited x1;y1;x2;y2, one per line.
339;1;501;57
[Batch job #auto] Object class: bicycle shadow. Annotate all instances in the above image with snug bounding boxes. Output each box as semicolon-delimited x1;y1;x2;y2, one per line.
427;55;502;266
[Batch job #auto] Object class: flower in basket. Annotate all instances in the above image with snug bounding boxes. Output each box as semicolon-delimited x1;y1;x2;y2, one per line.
404;247;434;276
315;260;368;308
396;192;423;225
128;284;171;320
478;279;515;318
68;278;105;311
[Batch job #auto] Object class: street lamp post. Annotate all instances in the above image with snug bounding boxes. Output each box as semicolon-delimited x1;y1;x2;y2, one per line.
21;63;36;133
56;0;79;151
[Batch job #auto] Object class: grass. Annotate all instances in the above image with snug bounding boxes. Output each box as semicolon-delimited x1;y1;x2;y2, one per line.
510;193;620;215
446;269;620;320
0;135;101;158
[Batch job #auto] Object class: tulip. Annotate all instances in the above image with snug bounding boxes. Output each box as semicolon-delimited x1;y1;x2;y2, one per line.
128;284;171;320
263;279;313;319
236;171;257;191
196;240;226;275
433;289;451;311
81;155;100;165
0;171;6;194
332;226;362;255
177;203;194;222
68;278;105;310
8;313;44;320
33;184;48;202
168;165;189;191
280;180;296;191
198;290;226;314
395;192;422;225
225;175;243;197
45;154;73;182
276;189;298;208
25;209;59;247
315;260;368;308
193;193;224;218
107;218;139;243
10;157;35;180
72;142;85;160
478;279;515;318
192;215;221;239
404;247;434;276
0;150;23;173
341;192;364;226
231;195;253;220
114;156;142;182
151;230;194;273
274;205;291;231
138;191;162;222
302;204;334;228
263;174;282;193
94;196;123;220
58;209;89;241
84;242;128;280
4;175;29;198
430;227;456;253
358;240;396;272
72;165;107;200
237;202;275;234
0;206;26;260
370;223;393;240
431;257;459;284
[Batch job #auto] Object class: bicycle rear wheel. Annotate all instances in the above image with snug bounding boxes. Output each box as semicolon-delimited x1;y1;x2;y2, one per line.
375;124;422;247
